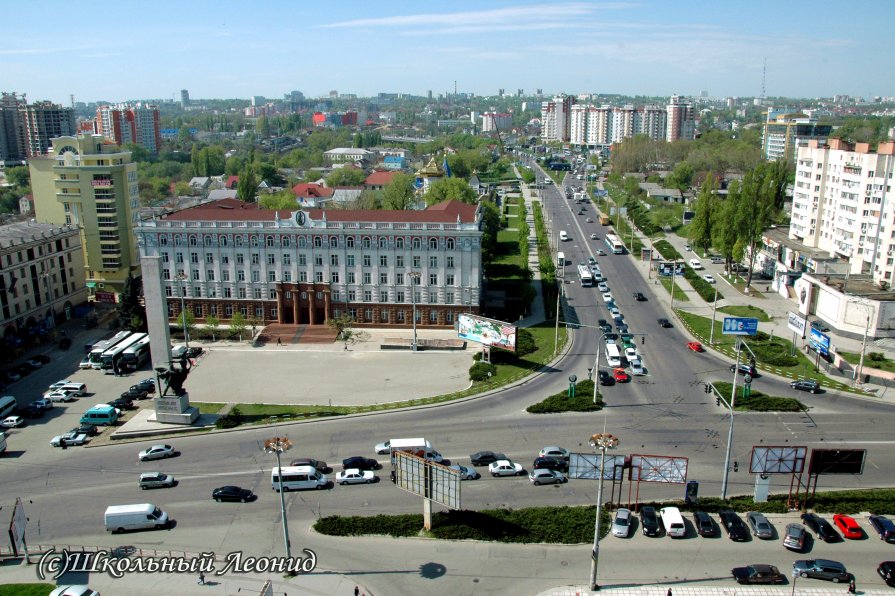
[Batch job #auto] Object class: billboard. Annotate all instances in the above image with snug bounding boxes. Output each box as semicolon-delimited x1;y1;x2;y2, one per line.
750;446;807;474
568;452;625;480
788;312;807;337
394;451;460;509
457;313;517;352
809;328;830;356
809;449;866;475
722;317;758;336
7;498;26;557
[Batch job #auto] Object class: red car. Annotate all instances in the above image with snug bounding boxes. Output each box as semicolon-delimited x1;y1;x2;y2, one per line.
687;341;704;352
613;368;630;383
833;514;863;539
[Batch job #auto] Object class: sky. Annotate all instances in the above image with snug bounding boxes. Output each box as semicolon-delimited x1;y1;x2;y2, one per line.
2;0;893;104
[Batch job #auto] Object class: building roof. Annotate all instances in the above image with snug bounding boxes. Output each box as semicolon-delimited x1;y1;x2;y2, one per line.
0;220;78;248
323;148;374;156
365;171;397;186
207;189;239;201
226;175;239;189
291;183;334;198
158;198;478;224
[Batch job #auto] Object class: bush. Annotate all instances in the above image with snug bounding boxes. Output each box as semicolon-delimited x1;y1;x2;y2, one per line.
215;405;244;429
683;266;724;302
469;362;497;381
515;328;536;356
315;514;422;537
868;352;886;362
713;382;806;412
653;240;681;261
527;380;603;413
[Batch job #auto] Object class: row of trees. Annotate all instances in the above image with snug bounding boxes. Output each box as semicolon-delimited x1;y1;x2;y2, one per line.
688;160;790;289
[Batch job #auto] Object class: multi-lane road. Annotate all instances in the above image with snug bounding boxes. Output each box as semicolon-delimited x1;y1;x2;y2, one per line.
3;163;895;594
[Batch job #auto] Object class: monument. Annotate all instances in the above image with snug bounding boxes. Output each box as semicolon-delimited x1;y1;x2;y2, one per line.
152;354;200;424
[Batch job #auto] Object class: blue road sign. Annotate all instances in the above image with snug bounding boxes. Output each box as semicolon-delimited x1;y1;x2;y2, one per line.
721;317;758;336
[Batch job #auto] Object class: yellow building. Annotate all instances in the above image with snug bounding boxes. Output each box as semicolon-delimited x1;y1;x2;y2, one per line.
29;134;140;302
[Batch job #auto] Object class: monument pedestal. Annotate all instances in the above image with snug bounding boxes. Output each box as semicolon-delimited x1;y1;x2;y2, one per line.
151;391;200;425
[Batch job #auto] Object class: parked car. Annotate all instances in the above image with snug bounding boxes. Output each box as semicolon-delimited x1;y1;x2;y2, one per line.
878;561;895;587
640;506;661;537
336;469;376;485
832;514;863;539
212;485;254;502
598;370;615;386
703;274;716;284
747;512;774;539
538;446;570;460
611;508;632;538
633;292;647;301
33;398;52;410
810;320;831;333
79;356;93;369
51;432;89;447
783;523;807;551
342;456;380;471
533;456;568;473
109;397;135;410
21;405;44;418
24;358;44;369
719;509;750;541
732;564;785;585
138;444;176;461
658;318;672;328
869;515;895;543
74;423;99;436
801;512;840;542
529;468;566;485
290;458;330;472
488;459;524;477
135;378;157;393
139;472;175;489
447;464;479;480
693;511;715;537
46;390;77;403
120;388;148;401
470;451;506;466
687;342;704;352
792;559;849;583
791;379;820;394
49;586;100;596
1;415;24;428
31;354;51;365
613;368;630;383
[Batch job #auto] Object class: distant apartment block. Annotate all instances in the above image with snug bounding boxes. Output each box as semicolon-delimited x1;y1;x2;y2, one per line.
666;95;695;142
761;108;832;161
94;103;162;153
568;104;666;146
481;112;511;133
0;93;76;161
789;139;895;286
540;94;573;142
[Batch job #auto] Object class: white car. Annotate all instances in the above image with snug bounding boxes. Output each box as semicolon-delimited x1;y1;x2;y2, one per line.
138;444;176;461
49;586;99;596
597;282;609;292
529;468;567;485
50;432;89;447
608;305;621;317
79;356;92;369
612;507;632;537
45;390;77;403
590;233;598;240
336;468;375;485
625;347;639;361
489;459;524;477
1;415;24;428
602;292;614;303
703;274;716;284
48;380;73;391
374;440;390;454
630;359;645;376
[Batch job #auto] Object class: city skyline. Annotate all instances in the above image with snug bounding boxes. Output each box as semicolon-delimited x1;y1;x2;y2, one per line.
2;0;893;104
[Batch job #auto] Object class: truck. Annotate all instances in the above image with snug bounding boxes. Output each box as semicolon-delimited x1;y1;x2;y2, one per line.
388;438;440;464
104;503;170;533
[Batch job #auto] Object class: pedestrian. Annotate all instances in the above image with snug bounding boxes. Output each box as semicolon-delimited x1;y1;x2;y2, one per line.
848;578;856;593
354;587;360;596
277;337;282;346
667;589;672;596
198;572;205;585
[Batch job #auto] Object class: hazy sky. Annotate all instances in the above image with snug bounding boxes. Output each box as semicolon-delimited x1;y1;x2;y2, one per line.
3;0;892;104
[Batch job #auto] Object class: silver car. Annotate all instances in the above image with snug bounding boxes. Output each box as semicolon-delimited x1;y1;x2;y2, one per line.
139;472;175;489
612;508;632;538
449;464;479;480
138;444;176;461
746;511;774;539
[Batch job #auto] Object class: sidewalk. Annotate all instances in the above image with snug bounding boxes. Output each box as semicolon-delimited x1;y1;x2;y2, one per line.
541;585;887;595
512;166;548;328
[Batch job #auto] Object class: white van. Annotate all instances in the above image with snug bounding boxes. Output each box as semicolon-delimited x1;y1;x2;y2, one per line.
105;503;169;533
688;259;703;270
271;465;329;491
60;383;87;397
660;506;686;538
560;230;569;242
557;252;566;267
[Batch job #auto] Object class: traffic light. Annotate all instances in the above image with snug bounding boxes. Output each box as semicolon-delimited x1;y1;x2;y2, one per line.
641;336;645;345
716;396;721;406
704;384;710;394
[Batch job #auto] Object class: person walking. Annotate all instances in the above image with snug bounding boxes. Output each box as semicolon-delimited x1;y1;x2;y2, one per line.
198;572;205;585
666;589;672;596
848;578;856;593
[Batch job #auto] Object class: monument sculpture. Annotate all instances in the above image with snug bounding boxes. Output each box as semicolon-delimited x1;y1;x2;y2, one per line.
152;353;199;424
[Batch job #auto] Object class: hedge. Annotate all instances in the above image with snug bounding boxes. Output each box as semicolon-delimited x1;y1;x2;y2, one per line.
712;382;807;412
527;379;603;413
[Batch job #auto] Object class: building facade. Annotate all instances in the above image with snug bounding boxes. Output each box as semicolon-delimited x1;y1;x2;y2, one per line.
481;112;511;133
789;139;895;286
0;93;76;162
665;95;695;142
540;94;573;142
95;104;162;153
568;103;666;147
761;109;832;161
0;221;86;337
136;199;483;329
28;134;141;302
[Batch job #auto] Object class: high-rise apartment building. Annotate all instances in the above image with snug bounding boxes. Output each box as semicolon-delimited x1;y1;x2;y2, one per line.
568;103;666;147
666;95;695;142
540;94;573;142
609;106;635;144
95;103;162;153
0;92;26;163
481;112;511;133
635;105;667;141
20;100;77;157
789;139;895;284
761;109;832;161
28;134;141;301
180;89;190;107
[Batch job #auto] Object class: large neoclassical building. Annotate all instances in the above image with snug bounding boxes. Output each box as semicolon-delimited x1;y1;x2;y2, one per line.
136;198;483;328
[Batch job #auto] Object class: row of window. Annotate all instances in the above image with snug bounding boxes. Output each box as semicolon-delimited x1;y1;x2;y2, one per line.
164;251;457;268
165;285;462;304
169;303;457;325
159;234;460;250
164;267;457;286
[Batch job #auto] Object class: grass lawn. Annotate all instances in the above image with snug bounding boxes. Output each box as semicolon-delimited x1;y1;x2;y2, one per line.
838;351;895;374
658;276;690;302
676;310;852;392
190;401;227;414
725;275;767;299
712;381;807;412
0;586;56;596
718;305;771;322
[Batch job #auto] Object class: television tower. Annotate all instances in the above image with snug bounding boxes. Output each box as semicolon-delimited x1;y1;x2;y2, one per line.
761;58;767;102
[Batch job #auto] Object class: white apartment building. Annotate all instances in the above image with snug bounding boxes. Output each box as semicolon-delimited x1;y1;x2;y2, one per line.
481;112;511;133
540;95;572;142
790;139;895;285
666;95;695;142
636;106;667;141
568;103;666;147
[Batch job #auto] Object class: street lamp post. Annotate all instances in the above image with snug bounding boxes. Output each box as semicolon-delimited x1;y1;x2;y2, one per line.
175;273;190;349
721;340;757;500
669;261;678;310
589;431;620;591
409;271;421;351
852;299;873;386
264;437;294;560
709;286;719;344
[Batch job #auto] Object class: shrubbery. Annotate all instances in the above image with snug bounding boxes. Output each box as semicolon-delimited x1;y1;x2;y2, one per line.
712;382;806;412
527;379;603;413
469;362;497;382
215;405;244;429
683;266;724;302
750;341;799;367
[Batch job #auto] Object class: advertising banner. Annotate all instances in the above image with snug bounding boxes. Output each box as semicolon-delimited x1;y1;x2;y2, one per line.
457;314;517;352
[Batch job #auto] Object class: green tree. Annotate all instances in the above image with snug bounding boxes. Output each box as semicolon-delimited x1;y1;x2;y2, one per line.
259;192;298;210
5;166;29;188
424;176;477;205
180;309;195;342
256;116;271;139
666;162;694;192
177;126;193;147
205;314;220;341
174;181;193;197
381;173;416;210
712;180;741;270
237;165;257;202
479;201;501;266
326;313;370;349
117;275;146;332
326;167;367;187
229;312;247;340
735;164;779;289
256;162;283;185
225;155;246;176
688;173;717;254
190;145;200;176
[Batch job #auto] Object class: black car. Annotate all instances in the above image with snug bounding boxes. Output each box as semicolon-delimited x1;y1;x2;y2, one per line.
791;379;820;394
470;451;507;466
135;378;157;393
616;323;629;334
212;485;254;502
290;458;330;472
732;564;785;585
31;354;52;364
73;423;99;437
879;561;895;587
730;363;757;376
13;364;32;376
810;320;831;333
693;511;715;537
598;370;615;386
604;333;619;342
533;456;568;473
21;404;44;418
633;292;647;301
187;346;204;358
122;388;149;401
801;512;840;542
598;320;612;333
719;509;750;541
342;456;379;471
640;506;660;537
109;397;135;410
658;318;672;328
869;515;895;543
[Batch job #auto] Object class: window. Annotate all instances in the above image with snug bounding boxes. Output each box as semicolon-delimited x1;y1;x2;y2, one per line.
347;254;355;266
237;270;246;281
331;272;340;284
445;292;454;303
315;255;323;266
193;287;201;298
446;274;454;285
224;288;232;298
314;236;322;248
283;271;292;282
380;255;388;267
364;308;373;321
267;254;275;265
363;272;371;284
163;269;171;280
298;236;306;248
396;273;404;285
210;305;218;316
397;310;405;322
251;253;260;265
363;237;371;249
379;237;387;249
363;255;371;267
330;236;338;248
347;237;355;248
332;290;340;301
364;291;372;302
396;255;404;267
429;238;437;250
266;236;275;247
392;237;403;250
268;271;276;282
238;288;247;299
381;310;389;322
446;238;455;250
379;273;388;284
251;237;259;248
222;254;229;264
396;291;405;302
175;252;184;263
269;289;277;299
283;254;291;265
429;256;438;268
429;273;438;285
347;290;356;301
347;272;356;284
237;254;245;265
192;269;200;281
283;236;291;248
412;238;421;249
164;286;172;297
446;311;454;323
315;271;323;282
189;236;198;247
299;254;306;266
254;288;263;299
205;253;214;264
225;304;233;316
330;254;339;266
299;271;307;282
235;236;244;247
413;256;421;268
206;270;215;281
429;310;438;322
222;270;230;281
446;256;454;268
221;236;229;247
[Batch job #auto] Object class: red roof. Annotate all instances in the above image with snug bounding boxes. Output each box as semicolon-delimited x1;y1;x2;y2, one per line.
226;175;239;189
364;171;397;186
291;183;334;198
159;198;477;224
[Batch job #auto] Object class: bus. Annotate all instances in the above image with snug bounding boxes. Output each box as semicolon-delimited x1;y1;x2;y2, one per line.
120;335;151;371
577;265;594;287
99;333;147;371
0;395;17;419
88;331;132;366
605;233;625;255
605;343;622;367
598;211;611;225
